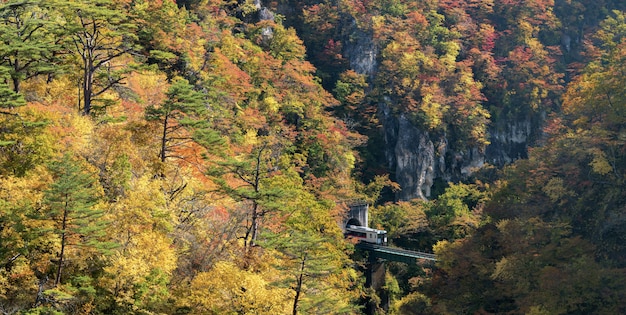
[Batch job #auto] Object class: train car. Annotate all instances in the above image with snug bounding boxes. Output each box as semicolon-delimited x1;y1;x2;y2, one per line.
345;225;388;245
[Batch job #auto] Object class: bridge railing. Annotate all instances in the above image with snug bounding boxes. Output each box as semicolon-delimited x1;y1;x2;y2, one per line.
355;242;436;263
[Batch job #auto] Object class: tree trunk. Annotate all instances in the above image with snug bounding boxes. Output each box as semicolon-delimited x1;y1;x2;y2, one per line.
12;59;20;93
249;145;265;247
250;201;260;247
83;65;93;115
160;115;169;162
292;253;307;315
55;199;69;286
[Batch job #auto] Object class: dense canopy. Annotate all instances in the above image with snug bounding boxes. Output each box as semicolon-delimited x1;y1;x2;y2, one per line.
1;0;626;314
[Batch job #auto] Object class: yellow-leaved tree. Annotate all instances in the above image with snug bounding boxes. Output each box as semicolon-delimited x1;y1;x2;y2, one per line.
102;175;177;313
0;168;54;312
183;261;290;314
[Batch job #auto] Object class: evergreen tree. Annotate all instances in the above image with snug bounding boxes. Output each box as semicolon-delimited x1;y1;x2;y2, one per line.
0;66;24;113
206;140;288;250
261;188;358;315
0;0;59;93
264;225;358;314
60;0;138;115
145;77;206;163
43;153;113;286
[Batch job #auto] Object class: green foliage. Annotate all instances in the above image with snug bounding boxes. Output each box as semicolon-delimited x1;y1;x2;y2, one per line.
0;66;25;108
59;0;139;115
3;0;626;313
0;0;60;93
262;203;357;314
370;201;428;240
146;77;206;162
425;183;489;241
43;154;114;285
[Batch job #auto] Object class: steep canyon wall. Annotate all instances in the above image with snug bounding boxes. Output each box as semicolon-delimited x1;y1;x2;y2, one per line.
341;25;536;201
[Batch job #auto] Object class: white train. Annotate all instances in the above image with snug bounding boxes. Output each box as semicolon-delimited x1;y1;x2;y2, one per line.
345;225;388;245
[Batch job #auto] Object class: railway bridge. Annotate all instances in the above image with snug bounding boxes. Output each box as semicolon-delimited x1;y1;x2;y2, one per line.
342;201;437;313
355;242;436;264
357;242;436;314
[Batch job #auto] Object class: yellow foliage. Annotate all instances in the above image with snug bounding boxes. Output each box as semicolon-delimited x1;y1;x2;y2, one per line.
432;239;457;270
104;231;177;308
184;261;290;314
421;93;445;129
126;71;168;109
0;166;51;215
108;231;177;279
0;256;38;309
589;149;613;175
542;177;573;202
262;96;281;113
0;169;59;276
36;103;96;154
390;291;432;315
440;41;460;70
109;175;172;236
243;128;259;146
527;306;552;315
26;75;80;107
491;256;514;281
0;104;61;175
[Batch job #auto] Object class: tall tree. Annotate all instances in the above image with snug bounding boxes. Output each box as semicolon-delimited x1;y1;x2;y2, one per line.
269;229;347;315
61;0;138;115
43;153;113;286
145;77;206;163
207;139;290;250
209;144;271;251
0;0;59;93
262;192;358;315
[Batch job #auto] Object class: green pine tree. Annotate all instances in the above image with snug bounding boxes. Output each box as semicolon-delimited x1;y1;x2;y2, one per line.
59;0;138;115
145;77;206;163
43;153;114;286
264;227;356;315
0;66;25;112
0;0;60;93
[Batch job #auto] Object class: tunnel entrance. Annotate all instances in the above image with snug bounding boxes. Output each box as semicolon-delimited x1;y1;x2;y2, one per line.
346;218;362;227
338;200;369;232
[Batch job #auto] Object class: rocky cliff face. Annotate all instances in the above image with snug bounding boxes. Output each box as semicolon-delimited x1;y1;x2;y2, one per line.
382;107;437;201
267;4;539;201
342;24;532;201
379;101;488;200
485;119;534;165
342;22;378;78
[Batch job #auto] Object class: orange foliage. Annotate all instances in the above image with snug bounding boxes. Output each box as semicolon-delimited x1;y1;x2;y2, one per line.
126;71;168;111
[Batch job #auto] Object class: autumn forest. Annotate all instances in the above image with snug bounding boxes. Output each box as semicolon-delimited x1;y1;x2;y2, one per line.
1;0;626;314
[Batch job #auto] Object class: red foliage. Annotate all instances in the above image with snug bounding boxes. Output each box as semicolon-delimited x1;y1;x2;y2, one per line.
323;39;344;60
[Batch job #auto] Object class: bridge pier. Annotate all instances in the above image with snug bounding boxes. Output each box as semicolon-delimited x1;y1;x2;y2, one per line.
356;243;436;314
365;255;386;289
365;255;390;314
